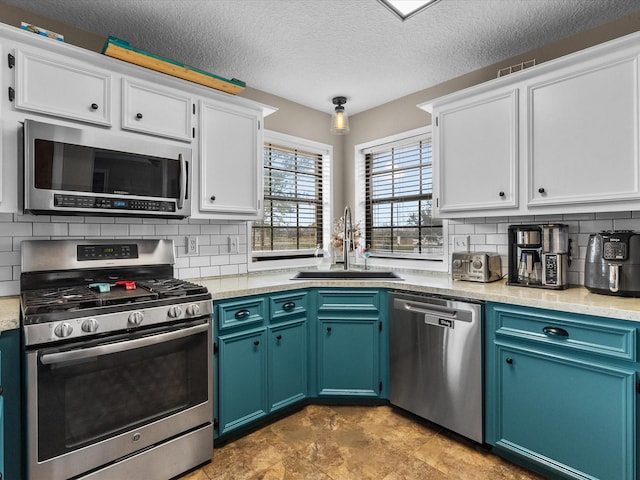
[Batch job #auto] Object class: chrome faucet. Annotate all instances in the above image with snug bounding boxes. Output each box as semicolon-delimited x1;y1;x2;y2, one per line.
343;205;352;270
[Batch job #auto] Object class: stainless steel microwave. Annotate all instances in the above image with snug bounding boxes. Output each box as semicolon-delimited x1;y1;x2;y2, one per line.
23;119;191;218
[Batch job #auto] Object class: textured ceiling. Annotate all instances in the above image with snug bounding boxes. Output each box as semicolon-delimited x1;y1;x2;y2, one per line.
5;0;640;115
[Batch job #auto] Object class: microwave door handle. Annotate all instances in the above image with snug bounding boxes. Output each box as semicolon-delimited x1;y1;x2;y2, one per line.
39;322;208;365
178;152;187;209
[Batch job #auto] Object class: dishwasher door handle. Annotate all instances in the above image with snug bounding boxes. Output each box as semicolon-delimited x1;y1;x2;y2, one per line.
401;301;459;320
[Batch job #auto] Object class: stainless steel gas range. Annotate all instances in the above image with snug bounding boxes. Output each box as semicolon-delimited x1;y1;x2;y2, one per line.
20;239;213;480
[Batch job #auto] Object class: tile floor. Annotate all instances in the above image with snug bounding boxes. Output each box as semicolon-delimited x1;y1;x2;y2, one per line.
178;404;546;480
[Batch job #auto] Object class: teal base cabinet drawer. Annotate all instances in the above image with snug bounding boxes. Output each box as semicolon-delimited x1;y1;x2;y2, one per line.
486;302;638;480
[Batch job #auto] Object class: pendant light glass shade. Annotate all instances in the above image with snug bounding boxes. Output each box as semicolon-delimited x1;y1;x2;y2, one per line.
330;96;350;135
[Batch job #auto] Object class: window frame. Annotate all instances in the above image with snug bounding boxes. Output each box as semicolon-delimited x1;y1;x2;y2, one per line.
355;126;448;272
248;130;332;272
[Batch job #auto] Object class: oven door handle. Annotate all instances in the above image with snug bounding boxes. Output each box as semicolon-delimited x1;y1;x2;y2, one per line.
39;322;209;365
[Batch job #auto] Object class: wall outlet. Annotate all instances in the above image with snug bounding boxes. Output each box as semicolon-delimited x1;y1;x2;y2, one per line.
186;236;198;255
453;235;470;252
228;235;239;254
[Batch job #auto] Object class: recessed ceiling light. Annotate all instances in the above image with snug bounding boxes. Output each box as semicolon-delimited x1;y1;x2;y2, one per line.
379;0;441;20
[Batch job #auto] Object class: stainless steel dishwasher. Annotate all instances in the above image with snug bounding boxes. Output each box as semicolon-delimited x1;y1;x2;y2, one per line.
389;290;483;443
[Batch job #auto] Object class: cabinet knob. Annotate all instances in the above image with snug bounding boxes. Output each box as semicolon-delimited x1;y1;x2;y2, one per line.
276;335;282;340
253;340;260;346
327;327;332;333
538;187;545;194
499;191;505;197
210;195;216;201
505;358;513;364
91;103;99;110
136;112;143;119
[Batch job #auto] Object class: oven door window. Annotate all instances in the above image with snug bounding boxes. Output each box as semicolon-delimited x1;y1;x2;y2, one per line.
33;139;182;200
36;324;208;461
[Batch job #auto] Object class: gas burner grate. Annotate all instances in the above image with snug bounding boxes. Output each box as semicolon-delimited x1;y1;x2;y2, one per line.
22;287;101;314
136;278;208;298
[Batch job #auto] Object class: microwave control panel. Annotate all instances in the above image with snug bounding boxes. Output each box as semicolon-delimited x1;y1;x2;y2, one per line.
54;194;176;212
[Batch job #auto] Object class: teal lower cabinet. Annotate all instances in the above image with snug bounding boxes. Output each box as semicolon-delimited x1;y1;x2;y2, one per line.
214;287;389;439
268;320;307;411
217;327;268;436
485;302;637;480
315;289;386;398
214;291;309;438
0;329;21;480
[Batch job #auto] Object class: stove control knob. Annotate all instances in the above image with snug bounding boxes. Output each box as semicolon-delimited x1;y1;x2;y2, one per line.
186;304;200;316
54;323;73;338
168;306;183;319
128;311;144;326
81;318;99;333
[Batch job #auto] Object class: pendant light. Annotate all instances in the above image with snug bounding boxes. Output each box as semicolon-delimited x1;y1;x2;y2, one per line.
330;96;350;135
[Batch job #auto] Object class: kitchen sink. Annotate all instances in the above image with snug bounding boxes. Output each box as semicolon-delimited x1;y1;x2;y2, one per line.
291;270;403;280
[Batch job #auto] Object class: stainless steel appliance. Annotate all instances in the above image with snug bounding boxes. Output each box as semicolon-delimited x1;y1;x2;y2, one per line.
585;230;640;296
508;225;542;286
451;251;502;282
508;224;570;289
388;291;483;443
23;119;191;218
20;239;213;480
541;224;569;289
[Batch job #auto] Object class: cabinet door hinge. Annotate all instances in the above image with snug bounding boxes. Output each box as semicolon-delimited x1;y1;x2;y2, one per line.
192;103;196;115
192;127;195;139
213;342;219;355
379;381;383;393
8;87;14;102
213;418;219;430
7;53;14;69
435;116;438;127
378;321;382;332
258;120;261;130
636;381;640;394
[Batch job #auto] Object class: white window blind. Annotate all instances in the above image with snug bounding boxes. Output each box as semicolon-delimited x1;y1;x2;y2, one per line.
252;143;323;259
364;134;443;259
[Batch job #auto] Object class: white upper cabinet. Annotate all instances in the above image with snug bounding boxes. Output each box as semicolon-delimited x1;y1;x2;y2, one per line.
526;55;639;207
423;31;640;218
198;98;263;219
433;88;518;214
122;78;193;141
15;48;112;126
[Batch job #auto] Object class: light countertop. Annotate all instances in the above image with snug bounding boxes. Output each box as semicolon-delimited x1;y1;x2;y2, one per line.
4;269;640;334
198;269;640;322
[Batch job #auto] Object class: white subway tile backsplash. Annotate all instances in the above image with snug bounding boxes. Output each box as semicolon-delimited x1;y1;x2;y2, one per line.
0;266;12;281
69;223;101;236
0;214;251;297
33;222;69;236
578;220;613;233
447;211;640;288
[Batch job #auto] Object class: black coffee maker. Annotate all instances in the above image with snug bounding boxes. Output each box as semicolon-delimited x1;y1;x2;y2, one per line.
507;225;542;286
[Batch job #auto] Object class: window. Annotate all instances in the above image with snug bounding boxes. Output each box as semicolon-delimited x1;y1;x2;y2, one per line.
251;132;331;266
360;128;444;262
